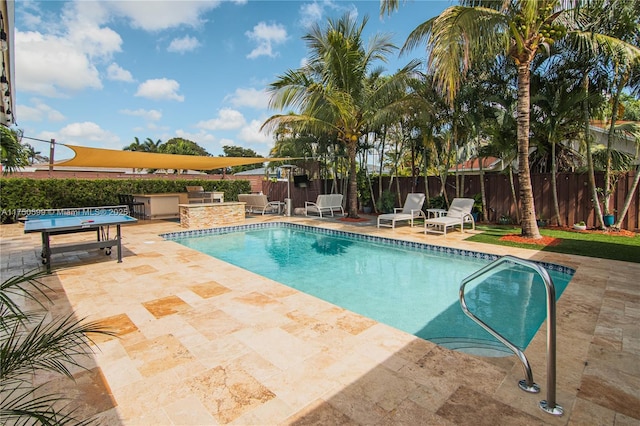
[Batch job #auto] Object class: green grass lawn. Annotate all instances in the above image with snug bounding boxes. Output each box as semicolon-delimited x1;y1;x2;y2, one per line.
467;225;640;263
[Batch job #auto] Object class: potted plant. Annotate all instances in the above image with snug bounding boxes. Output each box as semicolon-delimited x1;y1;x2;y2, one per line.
596;187;615;226
573;221;587;231
603;212;615;227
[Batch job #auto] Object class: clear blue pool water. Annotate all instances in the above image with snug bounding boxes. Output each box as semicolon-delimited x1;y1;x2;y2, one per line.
165;223;574;355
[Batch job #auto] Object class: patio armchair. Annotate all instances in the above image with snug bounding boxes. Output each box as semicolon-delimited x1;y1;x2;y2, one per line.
238;194;282;215
305;194;344;218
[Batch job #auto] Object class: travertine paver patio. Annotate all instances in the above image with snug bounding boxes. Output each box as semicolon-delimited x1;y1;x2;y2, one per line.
0;214;638;425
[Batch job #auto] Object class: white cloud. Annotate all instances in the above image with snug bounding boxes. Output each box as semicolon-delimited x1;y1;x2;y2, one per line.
196;108;246;130
106;1;222;31
135;78;185;101
16;99;65;122
58;1;122;60
298;1;351;28
16;31;103;96
174;130;218;146
57;121;120;146
15;1;125;97
167;35;201;53
299;2;323;28
225;88;270;109
237;119;274;145
119;108;162;121
107;63;134;82
245;22;288;59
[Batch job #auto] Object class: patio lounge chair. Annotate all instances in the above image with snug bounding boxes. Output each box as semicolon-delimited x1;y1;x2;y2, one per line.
377;193;426;229
424;198;475;236
305;194;344;218
238;194;282;215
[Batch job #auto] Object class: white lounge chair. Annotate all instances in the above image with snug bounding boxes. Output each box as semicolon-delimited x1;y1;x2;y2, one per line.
424;198;475;236
238;194;282;215
377;193;426;229
305;194;344;218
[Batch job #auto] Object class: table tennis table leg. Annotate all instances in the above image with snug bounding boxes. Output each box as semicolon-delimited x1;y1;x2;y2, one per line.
41;231;52;273
116;224;122;263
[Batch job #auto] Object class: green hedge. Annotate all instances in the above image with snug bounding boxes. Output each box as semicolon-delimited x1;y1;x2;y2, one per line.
0;178;251;223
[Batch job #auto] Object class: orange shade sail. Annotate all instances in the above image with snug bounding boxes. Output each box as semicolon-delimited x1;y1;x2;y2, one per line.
55;144;294;170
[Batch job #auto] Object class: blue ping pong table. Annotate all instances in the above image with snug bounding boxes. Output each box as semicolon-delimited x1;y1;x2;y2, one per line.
23;206;138;273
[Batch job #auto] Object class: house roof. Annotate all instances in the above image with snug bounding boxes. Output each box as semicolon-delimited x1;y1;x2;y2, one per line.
449;157;504;173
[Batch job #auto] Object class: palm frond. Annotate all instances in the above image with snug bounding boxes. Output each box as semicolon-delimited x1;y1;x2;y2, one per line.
0;269;51;321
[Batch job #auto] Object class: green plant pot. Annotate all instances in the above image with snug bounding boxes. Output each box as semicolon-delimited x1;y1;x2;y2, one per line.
603;214;614;226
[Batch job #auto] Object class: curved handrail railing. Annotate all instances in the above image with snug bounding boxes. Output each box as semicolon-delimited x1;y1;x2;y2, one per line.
459;255;563;416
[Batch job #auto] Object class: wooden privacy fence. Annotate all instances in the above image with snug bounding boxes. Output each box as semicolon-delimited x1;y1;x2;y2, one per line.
262;171;639;231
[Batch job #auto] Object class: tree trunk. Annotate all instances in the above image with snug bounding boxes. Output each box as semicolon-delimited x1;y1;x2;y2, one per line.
603;73;627;217
516;63;541;239
614;167;640;229
346;140;359;218
508;165;520;224
583;76;604;228
479;153;488;222
376;128;386;213
551;140;562;226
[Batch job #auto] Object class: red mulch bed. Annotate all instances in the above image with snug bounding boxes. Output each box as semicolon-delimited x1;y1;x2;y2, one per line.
499;234;561;247
499;226;637;247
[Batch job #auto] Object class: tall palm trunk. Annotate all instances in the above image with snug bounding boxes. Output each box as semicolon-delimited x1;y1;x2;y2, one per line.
508;165;520;224
551;139;562;226
346;141;359;218
603;73;628;217
583;76;604;228
478;135;488;222
614;165;640;229
516;63;541;238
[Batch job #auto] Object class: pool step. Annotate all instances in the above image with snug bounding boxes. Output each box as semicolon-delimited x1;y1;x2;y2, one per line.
430;337;513;357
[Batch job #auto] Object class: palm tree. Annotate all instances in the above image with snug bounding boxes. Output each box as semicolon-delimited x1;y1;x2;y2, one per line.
123;136;144;151
530;61;586;226
583;0;640;221
0;126;28;174
382;0;586;238
566;0;640;227
481;57;521;223
261;13;418;218
143;137;162;152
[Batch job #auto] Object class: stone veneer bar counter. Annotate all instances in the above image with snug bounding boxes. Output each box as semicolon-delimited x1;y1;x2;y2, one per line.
179;202;245;229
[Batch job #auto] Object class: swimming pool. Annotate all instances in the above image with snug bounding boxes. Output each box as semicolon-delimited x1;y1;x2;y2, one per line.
163;223;574;356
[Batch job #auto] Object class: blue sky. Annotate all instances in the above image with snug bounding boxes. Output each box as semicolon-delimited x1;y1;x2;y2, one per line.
14;0;450;160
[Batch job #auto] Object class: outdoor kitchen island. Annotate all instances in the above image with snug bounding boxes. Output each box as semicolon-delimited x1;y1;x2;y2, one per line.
179;202;245;229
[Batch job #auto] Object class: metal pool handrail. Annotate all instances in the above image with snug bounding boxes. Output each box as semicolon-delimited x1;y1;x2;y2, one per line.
459;255;563;416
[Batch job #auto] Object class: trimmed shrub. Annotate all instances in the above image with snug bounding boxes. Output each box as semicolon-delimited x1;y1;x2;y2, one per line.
0;178;251;223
